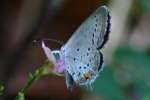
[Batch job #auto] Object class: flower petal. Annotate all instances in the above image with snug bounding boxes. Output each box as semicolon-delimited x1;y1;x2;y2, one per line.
42;41;56;65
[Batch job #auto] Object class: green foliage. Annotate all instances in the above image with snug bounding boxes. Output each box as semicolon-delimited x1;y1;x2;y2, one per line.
138;0;150;13
15;92;25;100
93;68;127;100
114;46;150;100
114;46;150;84
0;84;4;95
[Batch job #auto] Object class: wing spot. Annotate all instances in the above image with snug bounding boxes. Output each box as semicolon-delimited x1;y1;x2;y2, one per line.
87;53;89;56
79;66;81;69
73;58;76;61
88;48;90;51
92;39;94;45
87;64;89;66
94;28;96;32
95;23;97;27
96;18;98;22
77;48;79;51
93;33;94;37
72;72;75;75
84;67;86;69
89;59;91;62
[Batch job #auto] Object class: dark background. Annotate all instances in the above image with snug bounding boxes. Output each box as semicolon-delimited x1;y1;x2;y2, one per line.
0;0;150;100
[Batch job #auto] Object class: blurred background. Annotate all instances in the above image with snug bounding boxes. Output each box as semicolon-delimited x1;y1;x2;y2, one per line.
0;0;150;100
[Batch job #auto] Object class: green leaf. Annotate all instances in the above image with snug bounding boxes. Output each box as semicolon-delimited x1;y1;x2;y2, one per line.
15;92;25;100
93;67;127;100
138;0;150;13
114;46;150;84
29;72;34;79
113;45;150;99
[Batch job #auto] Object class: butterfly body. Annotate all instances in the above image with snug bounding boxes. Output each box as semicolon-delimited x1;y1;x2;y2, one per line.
42;5;111;90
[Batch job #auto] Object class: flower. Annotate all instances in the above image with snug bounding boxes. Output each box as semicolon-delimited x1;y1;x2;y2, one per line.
42;41;65;74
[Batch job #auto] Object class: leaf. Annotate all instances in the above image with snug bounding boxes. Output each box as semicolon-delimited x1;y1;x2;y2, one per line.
29;72;34;79
0;84;4;95
15;92;25;100
113;45;150;99
93;67;127;100
114;46;150;84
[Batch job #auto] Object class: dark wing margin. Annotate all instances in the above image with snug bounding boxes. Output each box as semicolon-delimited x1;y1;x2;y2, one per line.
98;51;104;71
97;6;111;50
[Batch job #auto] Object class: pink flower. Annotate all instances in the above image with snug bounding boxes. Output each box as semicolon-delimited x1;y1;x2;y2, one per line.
42;41;65;74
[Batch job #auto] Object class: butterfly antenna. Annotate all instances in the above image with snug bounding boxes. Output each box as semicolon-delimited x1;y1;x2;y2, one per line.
43;38;64;45
33;38;64;46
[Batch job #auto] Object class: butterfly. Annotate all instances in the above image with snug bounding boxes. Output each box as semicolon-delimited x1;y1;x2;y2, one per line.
42;5;111;90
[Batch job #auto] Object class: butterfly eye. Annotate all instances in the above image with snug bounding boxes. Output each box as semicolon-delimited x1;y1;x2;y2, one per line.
53;52;60;60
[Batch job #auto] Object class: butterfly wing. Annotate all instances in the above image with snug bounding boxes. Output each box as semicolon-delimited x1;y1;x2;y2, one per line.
61;5;111;88
62;5;110;52
63;47;104;85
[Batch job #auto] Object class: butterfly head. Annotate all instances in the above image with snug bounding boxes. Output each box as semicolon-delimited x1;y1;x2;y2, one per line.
51;50;65;73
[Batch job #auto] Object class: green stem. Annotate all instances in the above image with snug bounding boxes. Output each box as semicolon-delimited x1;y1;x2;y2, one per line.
15;60;63;100
21;74;39;95
15;71;40;100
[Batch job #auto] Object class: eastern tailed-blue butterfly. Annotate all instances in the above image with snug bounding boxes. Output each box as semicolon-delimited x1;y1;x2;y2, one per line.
42;5;111;90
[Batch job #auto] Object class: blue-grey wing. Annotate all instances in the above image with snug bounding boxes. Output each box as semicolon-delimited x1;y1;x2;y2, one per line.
63;47;103;86
61;5;110;87
63;6;111;51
